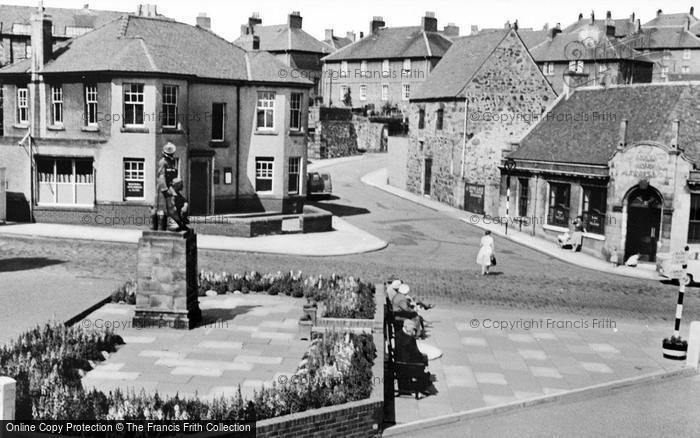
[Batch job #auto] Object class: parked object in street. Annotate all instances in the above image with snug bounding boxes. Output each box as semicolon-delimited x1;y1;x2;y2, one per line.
307;171;333;197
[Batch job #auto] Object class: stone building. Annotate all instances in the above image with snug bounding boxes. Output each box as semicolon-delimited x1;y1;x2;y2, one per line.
0;10;311;223
321;13;458;113
504;82;700;264
234;11;334;103
405;28;556;217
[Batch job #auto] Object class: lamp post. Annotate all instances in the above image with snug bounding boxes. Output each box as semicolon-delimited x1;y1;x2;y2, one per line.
504;158;516;235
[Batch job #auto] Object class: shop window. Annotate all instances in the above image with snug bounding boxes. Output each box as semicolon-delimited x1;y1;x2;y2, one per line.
37;157;94;205
582;186;607;235
288;157;300;194
547;182;570;227
688;194;700;243
518;178;529;216
255;157;274;192
123;158;145;200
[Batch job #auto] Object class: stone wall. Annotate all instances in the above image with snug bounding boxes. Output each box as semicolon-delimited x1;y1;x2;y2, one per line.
406;31;557;216
387;137;409;190
354;117;386;152
309;120;358;159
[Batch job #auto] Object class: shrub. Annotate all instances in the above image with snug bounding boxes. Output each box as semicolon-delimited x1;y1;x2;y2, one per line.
110;280;137;304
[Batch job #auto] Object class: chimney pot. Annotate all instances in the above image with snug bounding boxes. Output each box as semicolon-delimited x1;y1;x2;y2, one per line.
578;13;584;21
606;10;612;19
590;11;595;25
196;13;211;30
630;12;635;23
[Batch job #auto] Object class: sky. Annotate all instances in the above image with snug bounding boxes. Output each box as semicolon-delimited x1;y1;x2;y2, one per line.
3;0;696;42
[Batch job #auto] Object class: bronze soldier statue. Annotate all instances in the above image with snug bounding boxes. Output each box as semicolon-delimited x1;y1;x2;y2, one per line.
152;143;179;231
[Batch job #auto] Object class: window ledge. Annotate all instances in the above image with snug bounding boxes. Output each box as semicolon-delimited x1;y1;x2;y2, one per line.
543;224;569;233
13;123;29;129
120;126;149;134
583;232;606;241
47;125;65;131
209;140;230;148
254;130;279;136
289;130;306;137
161;127;184;134
81;126;100;132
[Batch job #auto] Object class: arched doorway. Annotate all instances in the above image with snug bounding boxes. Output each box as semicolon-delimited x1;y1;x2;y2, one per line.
625;185;662;262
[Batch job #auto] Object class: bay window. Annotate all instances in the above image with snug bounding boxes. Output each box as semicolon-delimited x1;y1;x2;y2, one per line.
37;157;94;205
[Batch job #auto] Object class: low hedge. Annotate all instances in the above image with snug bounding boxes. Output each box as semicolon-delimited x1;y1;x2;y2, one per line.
112;271;376;320
0;325;376;421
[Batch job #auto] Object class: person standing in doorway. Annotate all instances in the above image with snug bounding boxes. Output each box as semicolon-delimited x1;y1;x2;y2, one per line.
476;230;495;275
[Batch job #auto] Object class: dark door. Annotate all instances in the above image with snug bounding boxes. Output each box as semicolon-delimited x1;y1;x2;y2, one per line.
464;183;485;214
424;158;432;195
625;187;662;262
189;161;209;215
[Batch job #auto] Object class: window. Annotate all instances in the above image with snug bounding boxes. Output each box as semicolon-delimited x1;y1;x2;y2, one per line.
256;91;275;130
340;85;349;103
123;158;145;200
223;167;233;185
16;87;28;124
255;157;274;192
211;103;226;141
25;44;31;59
85;84;98;126
288;157;301;194
360;60;368;75
547;182;570;227
65;26;92;37
382;59;390;77
162;85;178;128
402;84;411;101
341;61;349;76
682;66;690;74
518;178;529;216
123;83;144;126
684;49;692;60
689;195;700;243
436;107;444;130
381;84;389;101
661;66;669;78
543;62;554;76
12;24;30;34
36;157;94;205
568;60;584;73
290;93;303;131
582;186;607;235
359;84;367;101
50;86;63;125
418;107;425;129
402;58;411;75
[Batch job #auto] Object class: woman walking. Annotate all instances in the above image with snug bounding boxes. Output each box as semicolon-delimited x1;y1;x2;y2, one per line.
476;230;495;275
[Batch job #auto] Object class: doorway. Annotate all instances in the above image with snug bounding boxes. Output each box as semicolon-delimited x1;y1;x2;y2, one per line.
625;186;662;262
423;158;432;196
189;160;210;215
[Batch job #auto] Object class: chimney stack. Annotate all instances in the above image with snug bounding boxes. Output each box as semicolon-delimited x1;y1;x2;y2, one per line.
606;10;612;19
288;11;302;29
241;12;261;36
239;34;260;51
590;11;595;25
422;11;438;32
370;16;385;35
618;119;628;150
325;29;334;41
691;6;695;16
346;31;356;42
550;23;562;39
630;12;635;23
471;25;479;35
578;13;584;21
605;12;615;37
635;19;641;33
30;7;52;75
136;4;158;17
657;9;663;17
443;23;459;37
196;13;211;30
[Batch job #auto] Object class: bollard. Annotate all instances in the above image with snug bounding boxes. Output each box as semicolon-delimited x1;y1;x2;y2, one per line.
686;321;700;370
0;376;16;421
663;246;690;360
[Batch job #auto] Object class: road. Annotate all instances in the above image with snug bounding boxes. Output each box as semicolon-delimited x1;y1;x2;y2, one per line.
396;372;700;438
1;153;698;329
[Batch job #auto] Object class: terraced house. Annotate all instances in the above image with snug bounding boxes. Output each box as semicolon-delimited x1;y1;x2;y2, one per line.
0;9;312;223
321;13;458;113
405;28;556;217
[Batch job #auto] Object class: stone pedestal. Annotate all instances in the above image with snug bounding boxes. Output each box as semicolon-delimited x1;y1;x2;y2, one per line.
0;376;16;420
133;230;201;329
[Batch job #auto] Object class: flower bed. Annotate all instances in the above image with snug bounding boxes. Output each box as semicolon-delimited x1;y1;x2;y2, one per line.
112;271;376;320
0;325;376;421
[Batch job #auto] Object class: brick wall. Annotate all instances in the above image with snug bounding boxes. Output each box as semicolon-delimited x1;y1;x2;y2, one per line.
407;31;556;216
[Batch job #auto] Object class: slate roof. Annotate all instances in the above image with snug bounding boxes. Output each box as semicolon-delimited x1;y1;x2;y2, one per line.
644;12;698;28
518;29;550;48
0;15;312;86
562;18;637;38
509;83;700;165
234;24;333;55
529;32;652;63
324;35;353;50
410;30;512;100
622;27;700;49
322;26;453;61
0;4;126;37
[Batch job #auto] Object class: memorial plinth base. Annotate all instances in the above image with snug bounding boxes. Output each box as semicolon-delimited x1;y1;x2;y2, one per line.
133;230;201;330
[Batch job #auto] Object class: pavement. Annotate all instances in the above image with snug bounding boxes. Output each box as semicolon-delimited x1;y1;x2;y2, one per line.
308;154;367;171
362;167;662;281
0;215;387;257
395;370;700;438
80;294;308;400
386;304;690;433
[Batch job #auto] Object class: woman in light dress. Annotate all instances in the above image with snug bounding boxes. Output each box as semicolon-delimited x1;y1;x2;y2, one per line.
476;230;495;275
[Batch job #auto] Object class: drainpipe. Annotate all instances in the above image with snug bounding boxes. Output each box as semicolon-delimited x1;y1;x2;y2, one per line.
235;85;241;208
460;98;468;179
533;173;539;236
